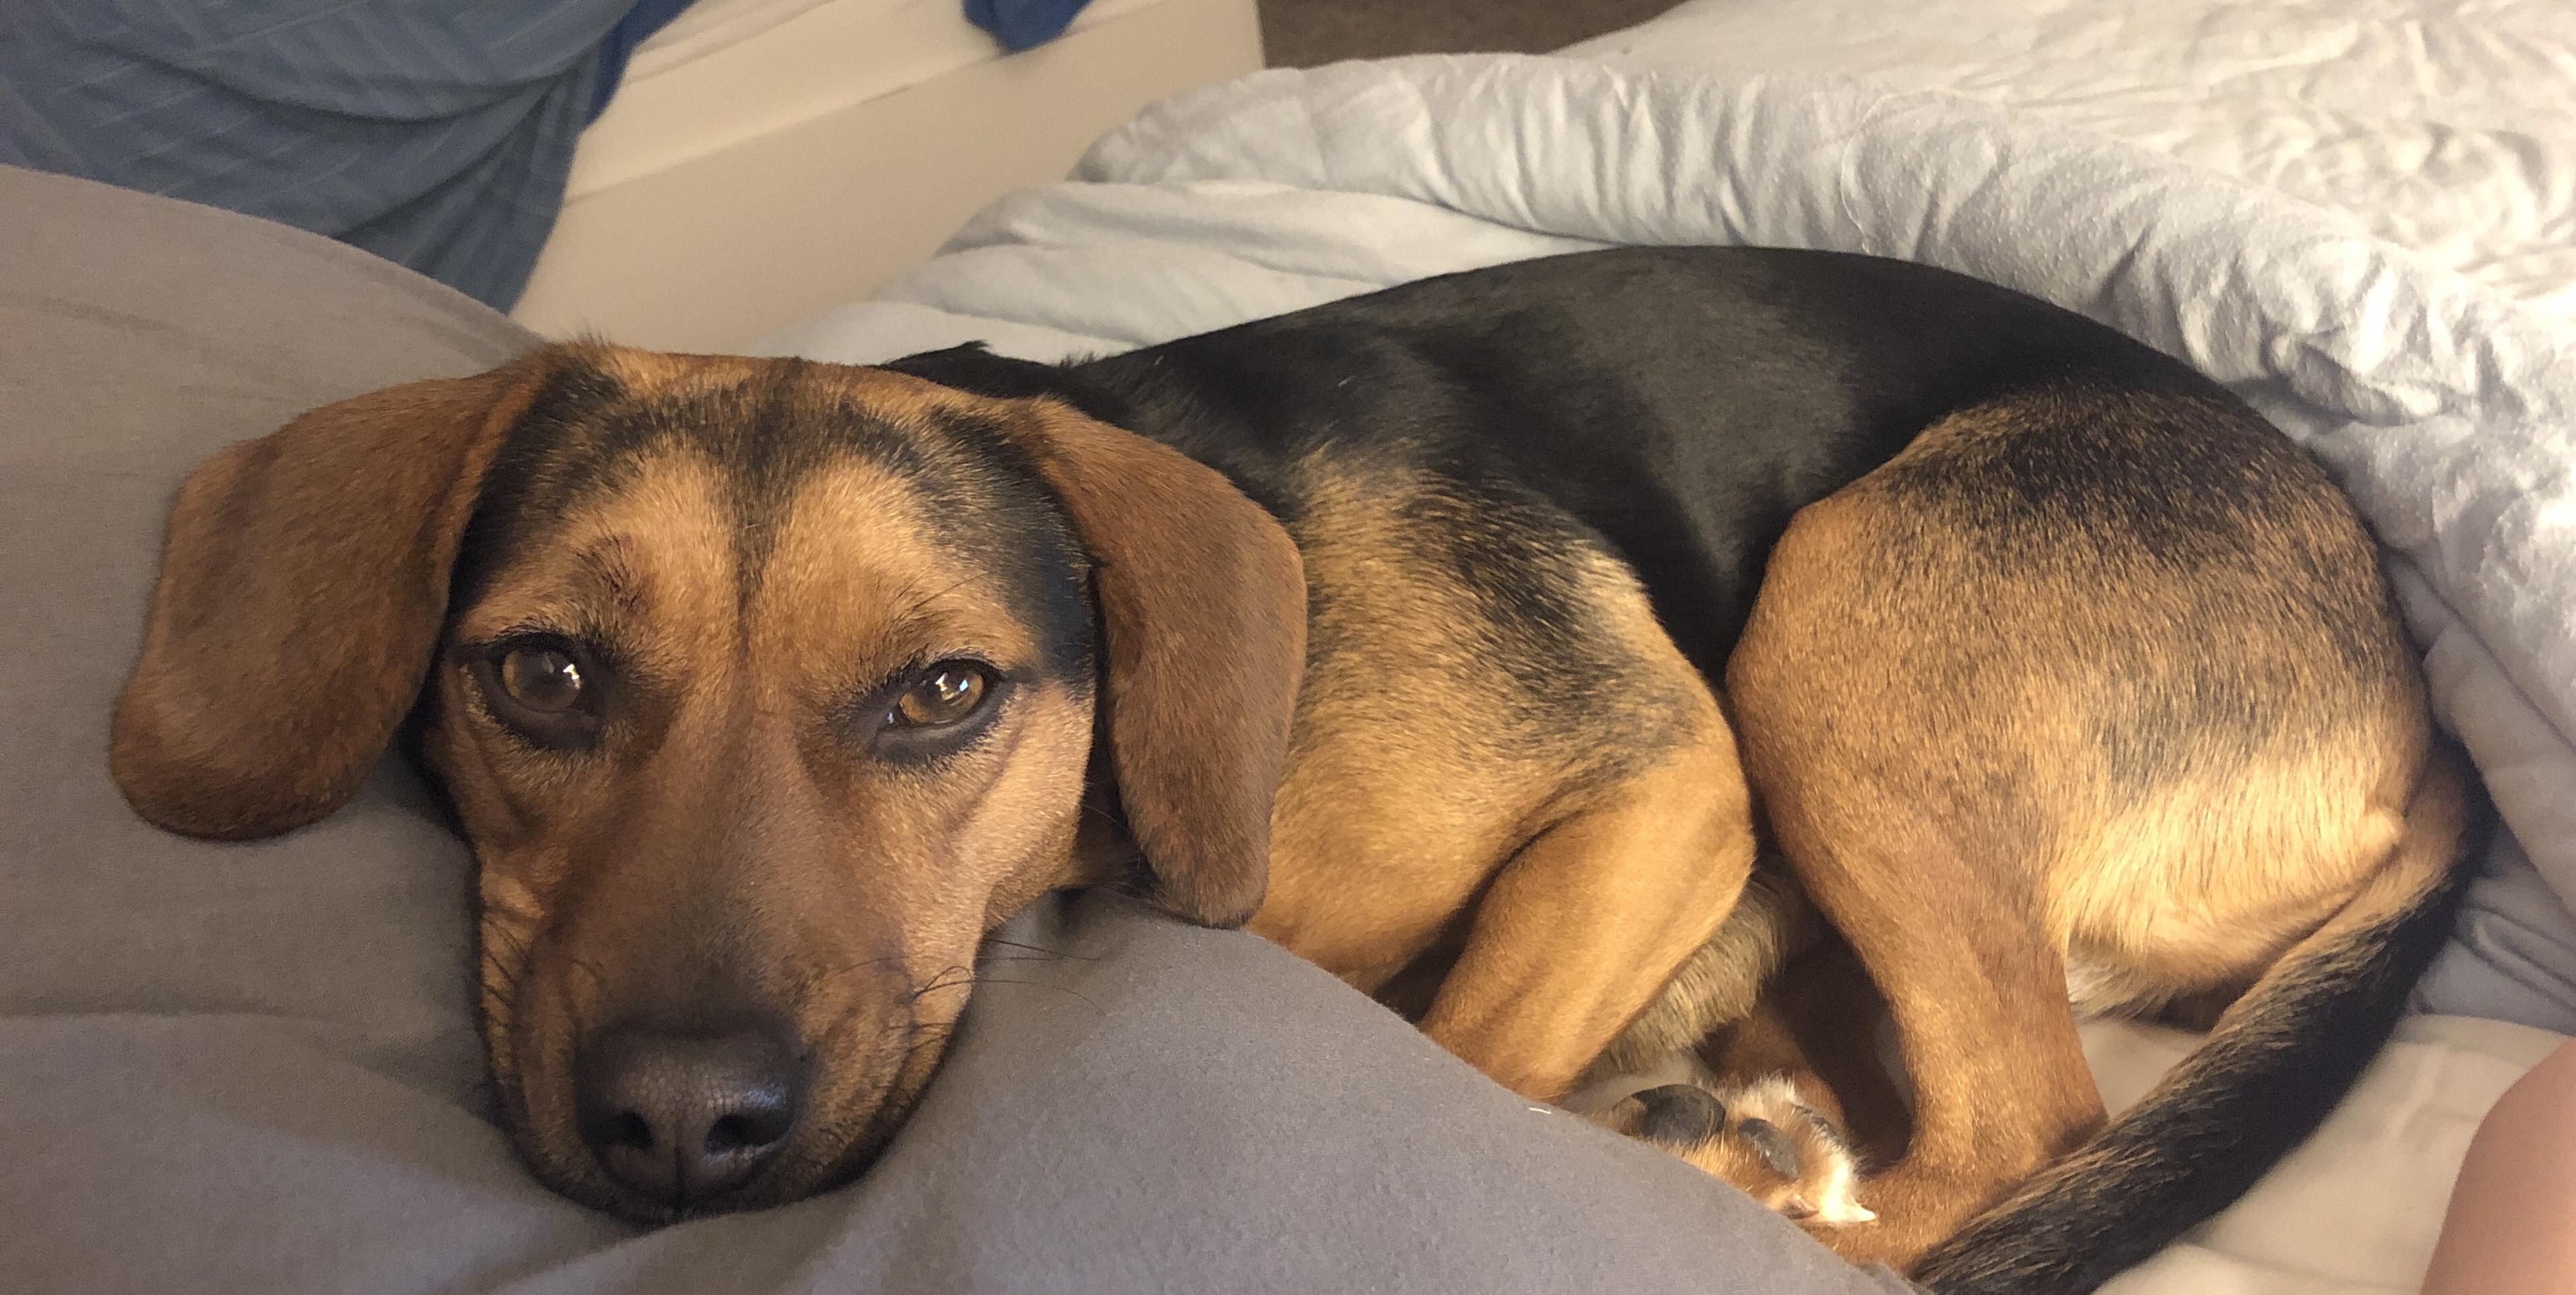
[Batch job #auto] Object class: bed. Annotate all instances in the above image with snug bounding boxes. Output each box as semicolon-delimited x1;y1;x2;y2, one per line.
6;1;2573;1292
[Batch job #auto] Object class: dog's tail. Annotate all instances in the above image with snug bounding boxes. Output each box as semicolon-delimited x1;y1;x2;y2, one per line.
1909;744;2480;1295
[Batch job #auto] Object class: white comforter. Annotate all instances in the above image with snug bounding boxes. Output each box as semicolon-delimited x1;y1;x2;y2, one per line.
1570;0;2576;323
757;14;2576;1290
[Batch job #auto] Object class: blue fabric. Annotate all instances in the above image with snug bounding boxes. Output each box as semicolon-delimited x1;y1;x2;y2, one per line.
964;0;1094;52
0;1;669;310
593;0;700;118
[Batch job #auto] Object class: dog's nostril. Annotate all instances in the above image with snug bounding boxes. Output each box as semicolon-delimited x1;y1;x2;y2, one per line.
605;1110;654;1153
705;1109;787;1154
573;1016;805;1209
706;1113;754;1154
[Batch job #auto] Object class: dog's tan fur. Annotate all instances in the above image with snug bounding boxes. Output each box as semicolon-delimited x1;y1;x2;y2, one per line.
1718;389;2462;1267
1253;460;1757;1096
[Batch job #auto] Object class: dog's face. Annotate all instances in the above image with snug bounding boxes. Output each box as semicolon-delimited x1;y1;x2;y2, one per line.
110;345;1304;1221
428;354;1110;1218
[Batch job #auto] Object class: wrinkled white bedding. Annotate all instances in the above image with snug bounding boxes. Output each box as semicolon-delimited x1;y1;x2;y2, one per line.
756;18;2576;1292
1568;0;2576;321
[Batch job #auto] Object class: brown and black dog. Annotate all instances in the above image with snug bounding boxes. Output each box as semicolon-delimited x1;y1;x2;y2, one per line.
110;248;2466;1292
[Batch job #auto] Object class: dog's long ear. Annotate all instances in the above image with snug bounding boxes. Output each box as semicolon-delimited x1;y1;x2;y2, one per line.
112;352;564;840
1007;400;1306;928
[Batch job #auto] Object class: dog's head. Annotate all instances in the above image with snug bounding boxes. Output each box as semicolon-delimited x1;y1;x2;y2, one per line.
109;345;1304;1221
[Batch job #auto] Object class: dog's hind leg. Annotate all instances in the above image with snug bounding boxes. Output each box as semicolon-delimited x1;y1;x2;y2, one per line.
1734;791;2110;1263
1725;382;2460;1282
1416;719;1762;1103
1911;753;2470;1293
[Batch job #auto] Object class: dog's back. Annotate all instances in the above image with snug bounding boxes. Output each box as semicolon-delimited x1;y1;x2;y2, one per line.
902;246;2202;675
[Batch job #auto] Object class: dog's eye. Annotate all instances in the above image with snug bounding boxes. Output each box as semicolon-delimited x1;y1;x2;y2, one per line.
890;662;993;728
500;646;585;713
470;636;607;750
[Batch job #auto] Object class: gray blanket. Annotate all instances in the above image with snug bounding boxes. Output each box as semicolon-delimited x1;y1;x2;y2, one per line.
0;163;1912;1294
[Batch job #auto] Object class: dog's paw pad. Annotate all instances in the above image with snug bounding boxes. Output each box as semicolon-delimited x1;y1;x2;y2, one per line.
1609;1077;1872;1226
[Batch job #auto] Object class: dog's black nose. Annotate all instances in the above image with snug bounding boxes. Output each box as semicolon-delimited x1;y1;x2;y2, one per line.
574;1018;803;1209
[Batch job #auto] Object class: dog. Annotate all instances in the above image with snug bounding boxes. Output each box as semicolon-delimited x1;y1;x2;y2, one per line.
110;247;2467;1292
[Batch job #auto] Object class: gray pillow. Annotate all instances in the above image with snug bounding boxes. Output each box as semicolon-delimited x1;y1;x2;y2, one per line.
0;162;1913;1295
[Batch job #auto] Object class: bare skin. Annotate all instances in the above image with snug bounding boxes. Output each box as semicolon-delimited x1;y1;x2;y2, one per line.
2420;1038;2576;1295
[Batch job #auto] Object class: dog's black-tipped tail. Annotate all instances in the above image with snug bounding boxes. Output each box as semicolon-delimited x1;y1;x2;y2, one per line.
1909;745;2482;1295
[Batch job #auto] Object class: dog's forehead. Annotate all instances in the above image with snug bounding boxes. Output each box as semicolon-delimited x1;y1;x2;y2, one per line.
517;347;993;500
473;350;1024;552
589;347;950;411
452;347;1093;662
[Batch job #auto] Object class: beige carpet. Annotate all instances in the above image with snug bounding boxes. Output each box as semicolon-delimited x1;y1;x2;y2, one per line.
1259;0;1680;67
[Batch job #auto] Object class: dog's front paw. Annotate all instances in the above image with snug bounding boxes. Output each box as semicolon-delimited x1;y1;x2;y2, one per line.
1603;1075;1874;1226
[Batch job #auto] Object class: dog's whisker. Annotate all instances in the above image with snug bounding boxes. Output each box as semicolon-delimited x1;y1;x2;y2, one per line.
971;951;1071;968
977;937;1057;954
953;975;1106;1014
977;936;1097;963
904;966;980;1003
795;952;917;997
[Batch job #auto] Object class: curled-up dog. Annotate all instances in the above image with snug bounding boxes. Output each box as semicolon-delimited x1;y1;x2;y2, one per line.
111;247;2468;1292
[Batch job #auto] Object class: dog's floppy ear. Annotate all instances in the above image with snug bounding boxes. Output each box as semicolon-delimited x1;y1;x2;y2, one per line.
1007;400;1306;928
112;350;564;840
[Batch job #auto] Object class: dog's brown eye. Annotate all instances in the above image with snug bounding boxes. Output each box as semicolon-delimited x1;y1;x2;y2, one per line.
471;636;609;751
500;646;585;712
892;663;990;727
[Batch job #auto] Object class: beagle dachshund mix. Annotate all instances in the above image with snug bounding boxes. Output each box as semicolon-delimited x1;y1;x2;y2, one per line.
110;248;2466;1293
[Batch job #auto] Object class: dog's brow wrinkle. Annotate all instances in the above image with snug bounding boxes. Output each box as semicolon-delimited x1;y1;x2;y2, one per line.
571;536;645;607
825;576;991;681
